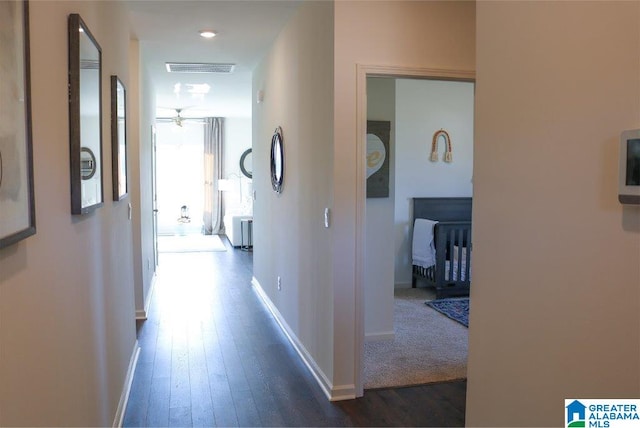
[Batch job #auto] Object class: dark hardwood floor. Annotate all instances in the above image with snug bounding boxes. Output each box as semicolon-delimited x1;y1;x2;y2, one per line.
123;237;466;427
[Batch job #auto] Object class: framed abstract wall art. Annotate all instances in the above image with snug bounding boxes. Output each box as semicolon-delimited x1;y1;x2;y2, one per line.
366;120;390;198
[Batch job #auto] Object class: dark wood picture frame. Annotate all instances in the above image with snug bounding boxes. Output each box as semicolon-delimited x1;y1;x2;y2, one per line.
111;75;127;201
68;13;103;215
0;0;36;248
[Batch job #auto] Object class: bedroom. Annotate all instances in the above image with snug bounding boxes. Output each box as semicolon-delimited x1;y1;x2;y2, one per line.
363;76;474;388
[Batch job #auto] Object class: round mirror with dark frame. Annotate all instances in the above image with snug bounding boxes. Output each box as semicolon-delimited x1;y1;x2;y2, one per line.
239;148;252;179
270;127;284;194
80;147;97;180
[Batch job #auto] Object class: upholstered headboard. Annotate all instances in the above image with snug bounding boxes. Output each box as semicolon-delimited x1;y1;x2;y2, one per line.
412;197;472;222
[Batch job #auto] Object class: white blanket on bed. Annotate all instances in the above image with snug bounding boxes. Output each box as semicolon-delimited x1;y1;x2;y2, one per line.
412;219;438;269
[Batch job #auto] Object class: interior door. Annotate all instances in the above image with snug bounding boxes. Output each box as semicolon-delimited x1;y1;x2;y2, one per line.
151;125;159;268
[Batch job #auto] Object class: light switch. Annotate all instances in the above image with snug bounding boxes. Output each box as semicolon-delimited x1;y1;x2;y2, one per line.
324;208;330;228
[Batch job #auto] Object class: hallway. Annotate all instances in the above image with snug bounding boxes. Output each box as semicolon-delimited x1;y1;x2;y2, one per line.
123;241;466;427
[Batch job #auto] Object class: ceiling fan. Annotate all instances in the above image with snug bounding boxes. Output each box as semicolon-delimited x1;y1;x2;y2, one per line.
156;106;189;126
172;108;185;127
157;106;207;127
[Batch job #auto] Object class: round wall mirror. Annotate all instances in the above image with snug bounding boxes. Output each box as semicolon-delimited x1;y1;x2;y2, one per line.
80;147;97;180
270;127;284;193
240;148;252;179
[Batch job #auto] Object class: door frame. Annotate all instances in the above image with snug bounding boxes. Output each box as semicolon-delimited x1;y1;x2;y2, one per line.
151;125;159;269
354;64;475;396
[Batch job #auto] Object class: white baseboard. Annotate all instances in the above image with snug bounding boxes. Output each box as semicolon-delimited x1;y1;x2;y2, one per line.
136;273;157;320
330;384;357;401
251;277;355;401
113;341;140;428
365;331;395;342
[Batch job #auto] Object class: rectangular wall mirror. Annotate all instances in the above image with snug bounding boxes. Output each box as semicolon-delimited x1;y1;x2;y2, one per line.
68;13;103;215
111;76;127;201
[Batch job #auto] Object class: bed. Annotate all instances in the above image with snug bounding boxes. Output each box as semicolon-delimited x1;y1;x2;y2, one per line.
411;197;472;299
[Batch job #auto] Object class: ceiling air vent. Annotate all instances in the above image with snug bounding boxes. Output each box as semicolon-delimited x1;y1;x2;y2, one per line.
165;62;235;74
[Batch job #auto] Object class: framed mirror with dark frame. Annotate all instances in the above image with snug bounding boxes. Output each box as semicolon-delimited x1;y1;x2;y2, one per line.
240;148;252;179
270;127;284;194
68;13;103;215
0;0;36;248
111;75;127;201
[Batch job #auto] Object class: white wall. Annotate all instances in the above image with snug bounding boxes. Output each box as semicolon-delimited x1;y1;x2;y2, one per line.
252;0;335;392
365;77;395;340
467;2;640;426
0;2;137;425
334;0;475;393
394;79;474;285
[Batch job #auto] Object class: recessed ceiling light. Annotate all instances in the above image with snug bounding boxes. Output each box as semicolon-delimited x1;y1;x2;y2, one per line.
199;30;217;39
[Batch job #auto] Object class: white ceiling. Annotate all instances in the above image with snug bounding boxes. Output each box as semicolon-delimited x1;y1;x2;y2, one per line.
124;0;301;118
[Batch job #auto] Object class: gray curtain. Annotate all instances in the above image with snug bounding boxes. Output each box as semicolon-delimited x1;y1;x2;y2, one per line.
203;117;224;235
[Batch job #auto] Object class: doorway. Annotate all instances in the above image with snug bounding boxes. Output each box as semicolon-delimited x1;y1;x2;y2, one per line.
357;67;475;394
155;120;206;237
151;117;253;255
153;119;228;255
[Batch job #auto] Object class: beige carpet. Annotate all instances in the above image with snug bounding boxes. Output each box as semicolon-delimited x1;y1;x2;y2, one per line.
363;287;468;389
158;234;227;253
